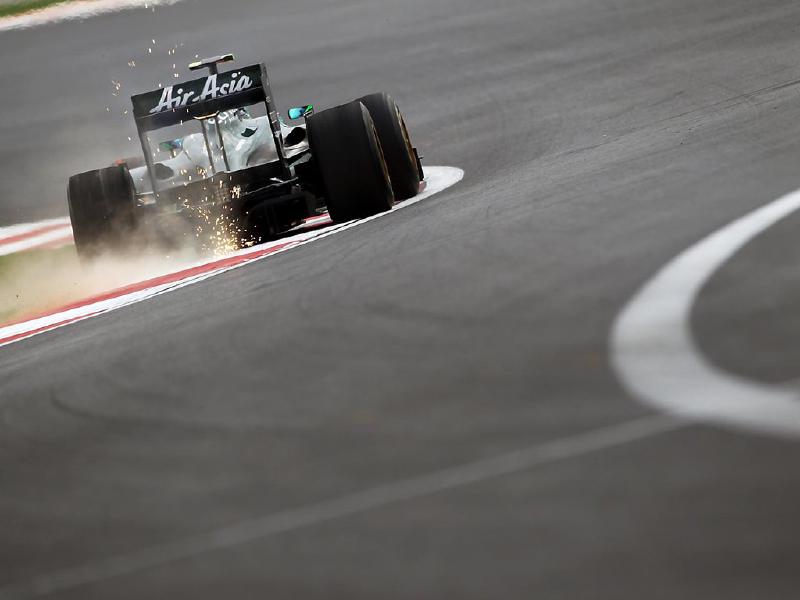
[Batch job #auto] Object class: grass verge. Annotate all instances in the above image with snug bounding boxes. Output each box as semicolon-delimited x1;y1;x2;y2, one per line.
0;0;71;19
0;245;78;324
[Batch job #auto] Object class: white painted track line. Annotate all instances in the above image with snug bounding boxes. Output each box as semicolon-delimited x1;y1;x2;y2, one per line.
612;187;800;438
0;415;679;600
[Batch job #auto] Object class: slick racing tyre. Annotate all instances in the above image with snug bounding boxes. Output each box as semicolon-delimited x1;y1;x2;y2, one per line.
357;92;421;200
306;100;394;222
67;165;137;258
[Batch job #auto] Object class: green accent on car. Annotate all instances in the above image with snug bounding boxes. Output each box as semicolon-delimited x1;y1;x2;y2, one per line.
287;105;314;120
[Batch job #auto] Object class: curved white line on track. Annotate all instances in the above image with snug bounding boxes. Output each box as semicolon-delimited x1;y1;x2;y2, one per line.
612;187;800;438
0;166;463;349
0;0;181;32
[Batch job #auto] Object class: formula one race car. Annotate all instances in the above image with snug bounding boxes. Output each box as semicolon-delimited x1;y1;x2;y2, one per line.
67;53;423;257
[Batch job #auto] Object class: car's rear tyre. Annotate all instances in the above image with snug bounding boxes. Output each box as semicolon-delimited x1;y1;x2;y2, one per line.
357;92;421;201
306;100;394;222
67;165;137;258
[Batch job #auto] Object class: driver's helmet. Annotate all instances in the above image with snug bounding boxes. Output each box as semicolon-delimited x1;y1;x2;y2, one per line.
216;107;265;170
217;108;253;131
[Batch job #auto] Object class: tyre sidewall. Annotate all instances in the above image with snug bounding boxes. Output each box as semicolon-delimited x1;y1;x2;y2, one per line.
357;92;420;200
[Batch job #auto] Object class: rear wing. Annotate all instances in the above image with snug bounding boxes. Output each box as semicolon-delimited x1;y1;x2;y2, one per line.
130;62;289;196
131;63;273;129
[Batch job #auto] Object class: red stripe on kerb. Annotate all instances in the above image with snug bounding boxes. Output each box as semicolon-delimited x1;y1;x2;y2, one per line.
0;223;71;245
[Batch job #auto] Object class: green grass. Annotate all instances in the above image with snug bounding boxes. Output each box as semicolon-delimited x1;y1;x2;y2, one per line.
0;0;70;19
0;244;75;276
0;245;77;323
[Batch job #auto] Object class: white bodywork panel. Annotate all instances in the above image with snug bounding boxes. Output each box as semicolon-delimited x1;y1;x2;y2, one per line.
130;113;308;196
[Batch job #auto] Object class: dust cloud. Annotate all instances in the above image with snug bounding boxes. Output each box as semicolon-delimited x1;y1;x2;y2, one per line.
0;243;203;325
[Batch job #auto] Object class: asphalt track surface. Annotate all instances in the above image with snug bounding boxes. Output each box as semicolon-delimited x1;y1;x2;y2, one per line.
3;0;800;598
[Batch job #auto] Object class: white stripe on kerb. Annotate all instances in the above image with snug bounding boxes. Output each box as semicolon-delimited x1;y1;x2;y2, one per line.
0;229;72;256
0;218;70;241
